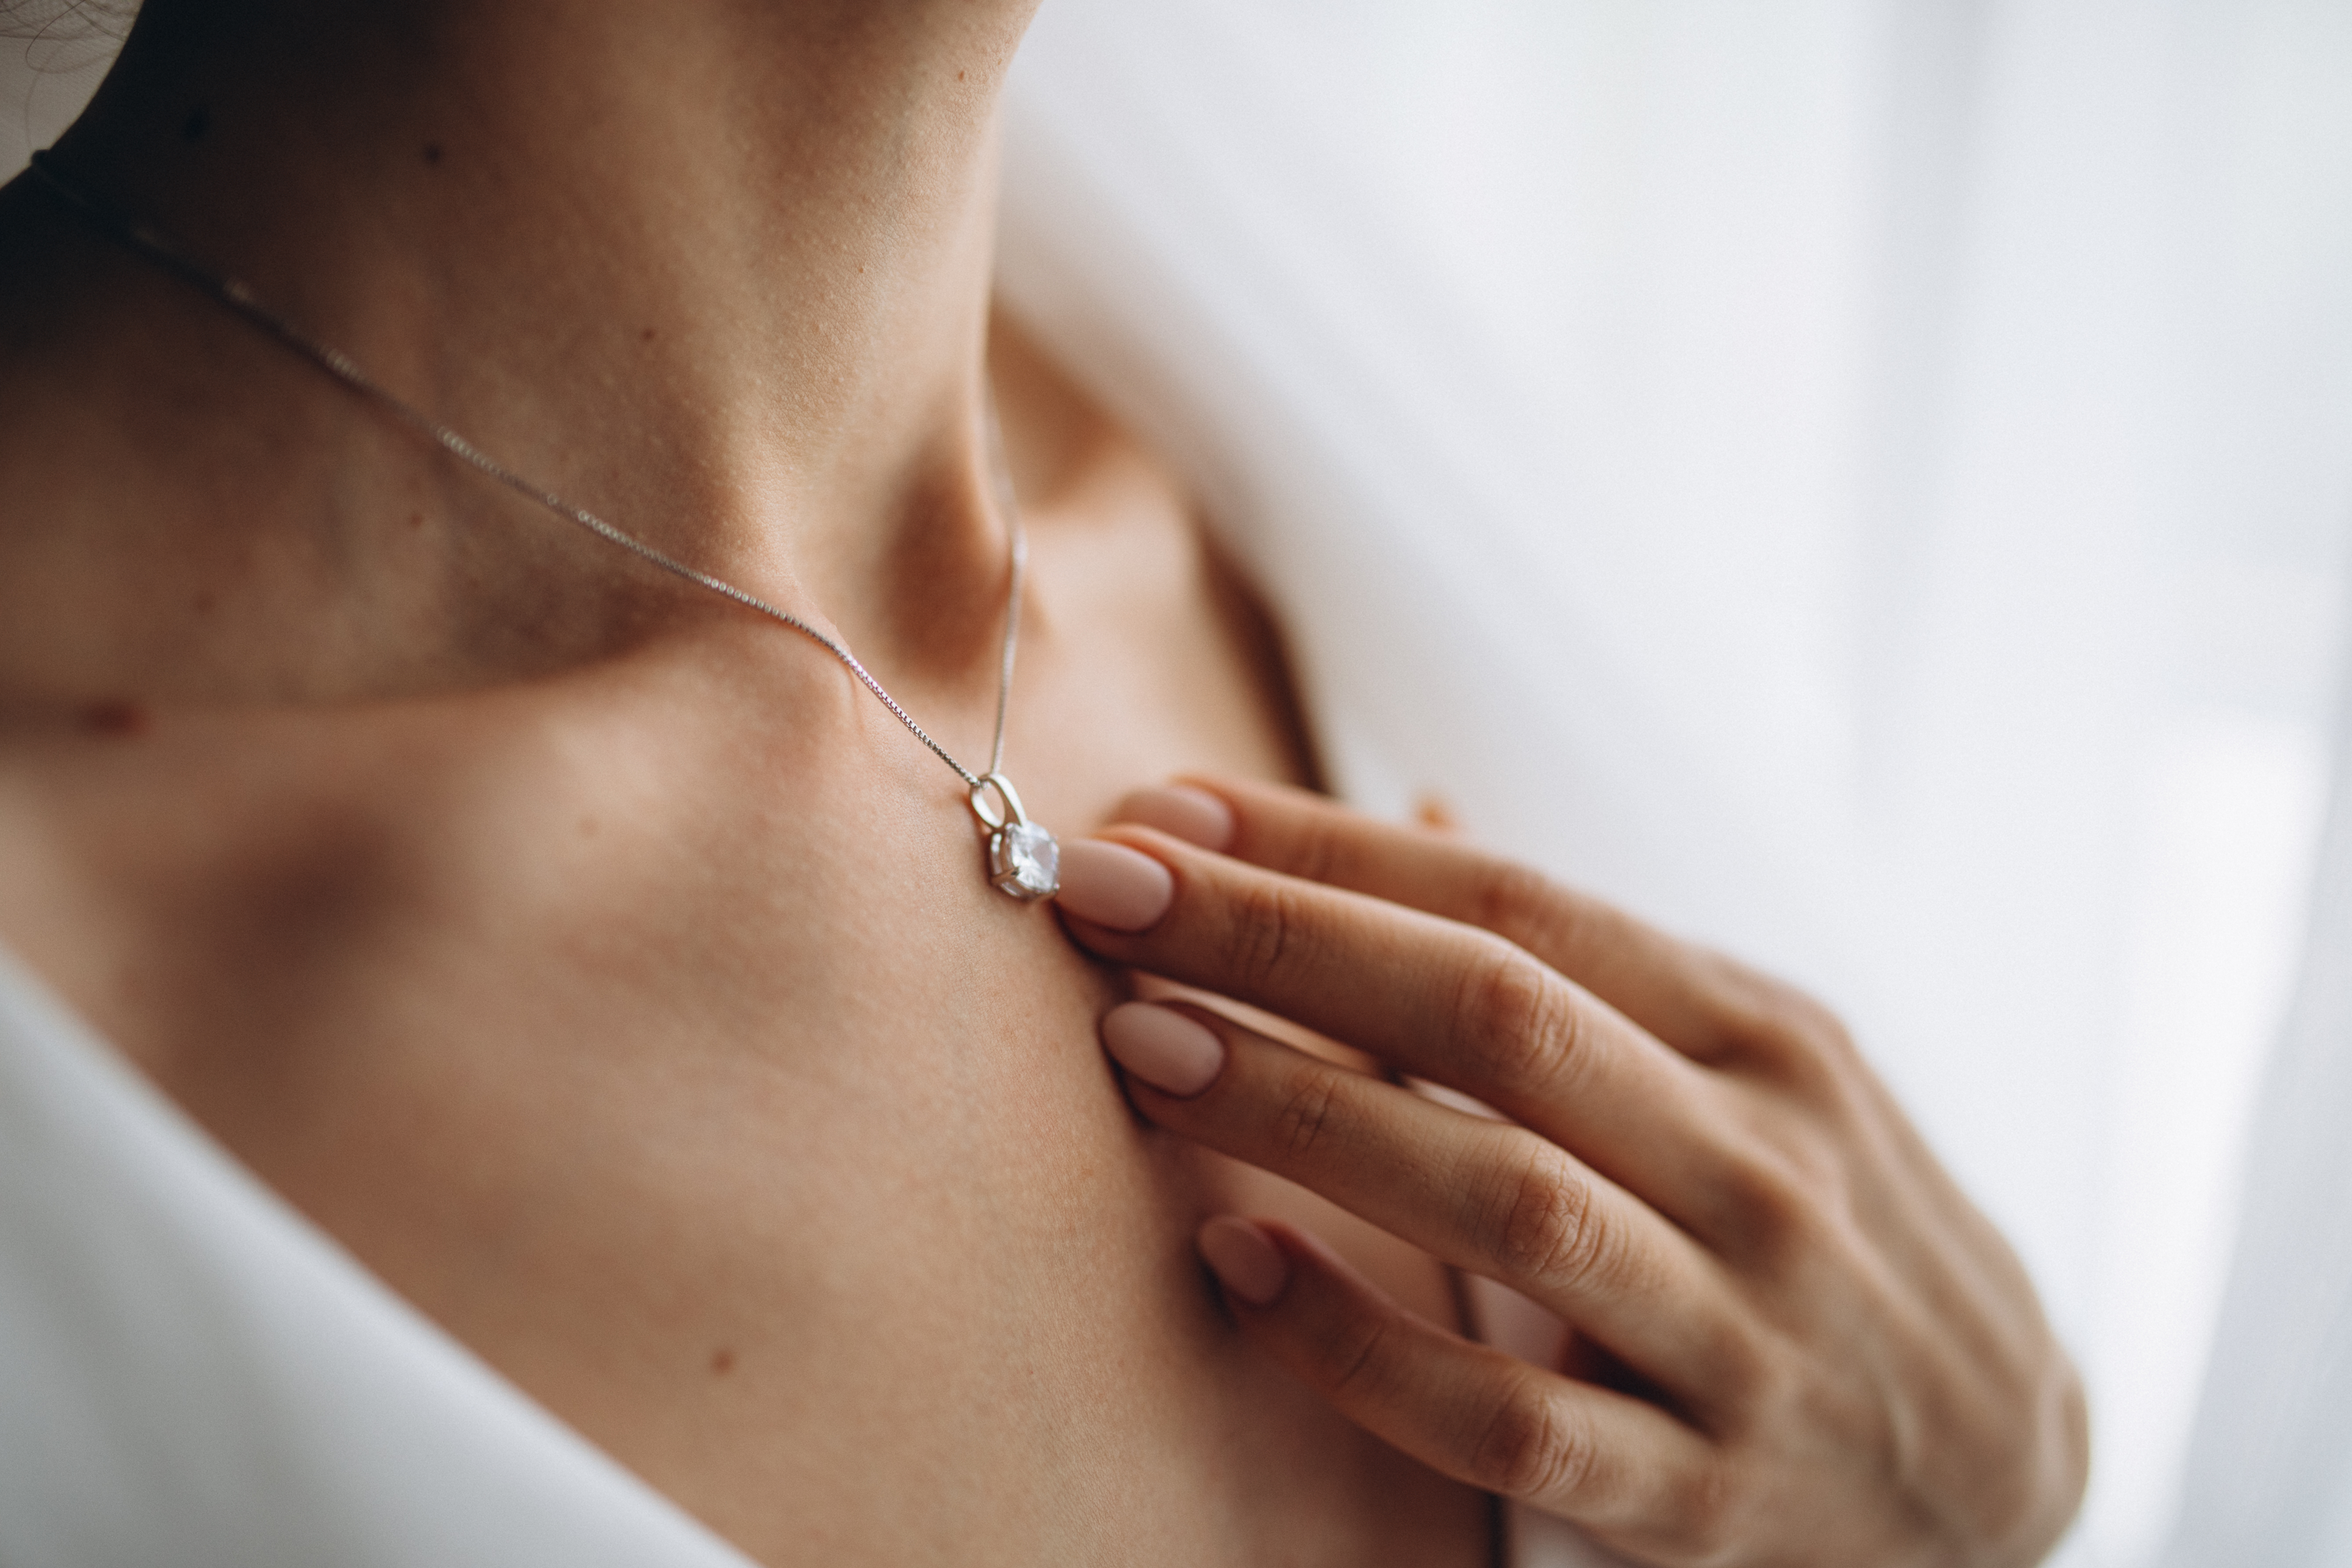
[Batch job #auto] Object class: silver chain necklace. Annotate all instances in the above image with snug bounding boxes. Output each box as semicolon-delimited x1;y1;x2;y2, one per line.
28;149;1061;903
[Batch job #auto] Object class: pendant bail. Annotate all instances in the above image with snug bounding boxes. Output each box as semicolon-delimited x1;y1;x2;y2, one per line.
968;772;1029;833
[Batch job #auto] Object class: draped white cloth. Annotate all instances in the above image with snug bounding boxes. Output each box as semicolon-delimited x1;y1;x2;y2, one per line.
7;4;2352;1564
2162;695;2352;1566
0;950;754;1568
997;6;2352;1564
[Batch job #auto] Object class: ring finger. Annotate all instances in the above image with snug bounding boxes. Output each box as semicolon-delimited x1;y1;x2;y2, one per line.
1102;999;1757;1409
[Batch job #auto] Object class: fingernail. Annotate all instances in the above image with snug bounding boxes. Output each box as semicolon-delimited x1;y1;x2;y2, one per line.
1114;785;1236;852
1198;1217;1290;1306
1055;840;1175;931
1100;1001;1225;1097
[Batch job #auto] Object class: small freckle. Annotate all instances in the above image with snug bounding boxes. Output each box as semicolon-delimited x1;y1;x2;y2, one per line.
640;327;655;342
191;589;216;615
422;141;443;167
710;1347;736;1375
180;105;209;143
958;70;968;82
408;511;425;529
80;699;149;737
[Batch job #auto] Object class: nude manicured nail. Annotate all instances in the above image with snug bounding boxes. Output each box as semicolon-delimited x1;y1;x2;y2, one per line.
1114;785;1236;852
1055;840;1175;930
1100;1001;1225;1097
1198;1217;1290;1307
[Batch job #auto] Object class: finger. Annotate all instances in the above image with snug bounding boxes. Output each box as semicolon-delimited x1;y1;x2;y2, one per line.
1055;830;1732;1221
1124;786;2008;1290
1113;778;1742;1061
1197;1217;1720;1549
1106;1000;1754;1402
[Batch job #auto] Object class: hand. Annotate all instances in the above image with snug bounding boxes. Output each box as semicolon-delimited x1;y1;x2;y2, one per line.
1051;780;2087;1568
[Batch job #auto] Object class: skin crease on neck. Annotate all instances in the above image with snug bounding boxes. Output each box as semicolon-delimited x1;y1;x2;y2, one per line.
0;2;1494;1564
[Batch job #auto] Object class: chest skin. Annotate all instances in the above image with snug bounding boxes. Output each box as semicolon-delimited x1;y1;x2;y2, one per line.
0;433;1491;1566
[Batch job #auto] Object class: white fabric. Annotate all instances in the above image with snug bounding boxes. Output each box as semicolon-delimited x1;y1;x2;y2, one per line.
2159;692;2352;1568
0;947;755;1568
7;4;2352;1565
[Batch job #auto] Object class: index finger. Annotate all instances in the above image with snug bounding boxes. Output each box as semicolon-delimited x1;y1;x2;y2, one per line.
1053;828;1734;1224
1119;777;1747;1062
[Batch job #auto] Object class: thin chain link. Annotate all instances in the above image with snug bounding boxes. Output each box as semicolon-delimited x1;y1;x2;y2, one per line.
28;149;1023;793
981;403;1024;781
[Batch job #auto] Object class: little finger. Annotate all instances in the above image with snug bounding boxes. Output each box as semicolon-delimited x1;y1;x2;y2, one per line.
1198;1217;1721;1552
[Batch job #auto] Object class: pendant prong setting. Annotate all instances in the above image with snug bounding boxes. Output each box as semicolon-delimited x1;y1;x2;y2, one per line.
970;773;1059;901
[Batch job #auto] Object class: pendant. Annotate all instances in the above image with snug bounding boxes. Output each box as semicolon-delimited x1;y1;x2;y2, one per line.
968;772;1059;902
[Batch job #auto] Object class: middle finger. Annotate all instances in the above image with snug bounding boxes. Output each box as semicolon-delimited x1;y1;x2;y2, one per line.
1058;829;1737;1225
1102;998;1755;1406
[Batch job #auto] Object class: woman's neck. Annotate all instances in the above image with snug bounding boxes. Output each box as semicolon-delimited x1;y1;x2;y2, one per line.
8;0;1038;703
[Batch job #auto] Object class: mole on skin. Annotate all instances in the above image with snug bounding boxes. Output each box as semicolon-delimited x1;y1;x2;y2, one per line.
80;700;149;737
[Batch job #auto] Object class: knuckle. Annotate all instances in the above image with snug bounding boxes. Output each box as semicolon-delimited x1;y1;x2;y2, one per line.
1712;1141;1844;1270
1489;1142;1615;1293
1671;1453;1754;1564
1316;1311;1395;1404
1455;944;1584;1093
1700;1319;1780;1417
1271;1068;1348;1162
1711;962;1860;1096
1468;1379;1594;1503
1286;814;1354;889
1469;859;1563;945
1223;874;1312;992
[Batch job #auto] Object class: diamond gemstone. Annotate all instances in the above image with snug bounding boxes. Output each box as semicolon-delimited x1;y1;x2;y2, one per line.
992;820;1060;900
